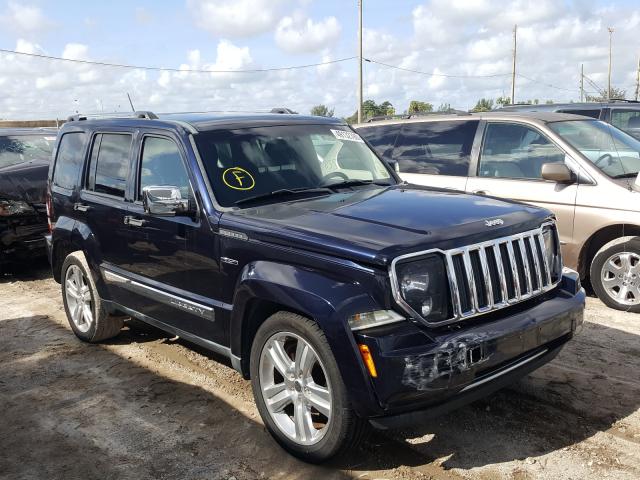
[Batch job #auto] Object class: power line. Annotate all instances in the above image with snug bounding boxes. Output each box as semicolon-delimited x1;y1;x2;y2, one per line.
0;48;356;73
366;58;511;78
515;73;579;93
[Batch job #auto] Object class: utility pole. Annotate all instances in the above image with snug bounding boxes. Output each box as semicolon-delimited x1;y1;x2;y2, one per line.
357;0;363;123
511;25;517;105
580;64;584;102
607;27;614;100
635;56;640;101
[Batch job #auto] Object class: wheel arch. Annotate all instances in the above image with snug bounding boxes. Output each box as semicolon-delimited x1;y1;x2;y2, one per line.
228;260;382;417
578;223;640;278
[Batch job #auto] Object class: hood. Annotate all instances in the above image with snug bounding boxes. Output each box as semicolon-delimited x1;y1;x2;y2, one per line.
222;185;551;267
0;160;49;204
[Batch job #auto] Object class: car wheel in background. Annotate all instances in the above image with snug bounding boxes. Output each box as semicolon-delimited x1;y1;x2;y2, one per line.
250;311;369;463
590;236;640;313
61;251;124;342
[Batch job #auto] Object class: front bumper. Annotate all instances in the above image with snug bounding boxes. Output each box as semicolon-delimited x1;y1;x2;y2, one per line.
0;216;48;265
356;271;584;427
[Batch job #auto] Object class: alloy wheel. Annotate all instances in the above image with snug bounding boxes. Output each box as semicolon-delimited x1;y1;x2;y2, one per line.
601;251;640;306
259;331;332;446
65;264;94;333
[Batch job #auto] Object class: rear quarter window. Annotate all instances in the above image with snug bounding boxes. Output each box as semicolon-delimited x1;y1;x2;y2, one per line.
52;132;87;190
358;124;400;159
557;109;601;119
393;121;478;176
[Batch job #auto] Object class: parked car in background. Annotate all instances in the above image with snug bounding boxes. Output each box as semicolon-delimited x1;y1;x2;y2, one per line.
497;100;640;140
356;112;640;311
0;128;57;271
46;111;583;462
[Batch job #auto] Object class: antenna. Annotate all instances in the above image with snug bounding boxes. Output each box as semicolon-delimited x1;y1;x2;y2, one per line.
126;92;136;112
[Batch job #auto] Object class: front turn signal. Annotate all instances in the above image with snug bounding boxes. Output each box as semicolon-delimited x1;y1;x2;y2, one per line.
358;344;378;378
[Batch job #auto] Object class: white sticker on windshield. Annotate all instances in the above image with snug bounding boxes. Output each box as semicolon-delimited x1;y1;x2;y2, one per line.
330;129;364;143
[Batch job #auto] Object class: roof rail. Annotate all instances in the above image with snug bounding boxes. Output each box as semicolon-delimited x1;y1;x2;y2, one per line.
66;111;159;122
609;99;640;103
270;107;298;114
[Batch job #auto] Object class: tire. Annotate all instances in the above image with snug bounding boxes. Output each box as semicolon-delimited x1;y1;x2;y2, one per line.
590;236;640;312
61;251;123;342
250;312;369;463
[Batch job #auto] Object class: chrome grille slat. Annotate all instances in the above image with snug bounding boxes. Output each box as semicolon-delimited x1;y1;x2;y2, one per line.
506;240;521;300
389;222;560;327
478;247;494;309
462;250;479;313
518;237;533;297
493;243;510;305
528;236;544;291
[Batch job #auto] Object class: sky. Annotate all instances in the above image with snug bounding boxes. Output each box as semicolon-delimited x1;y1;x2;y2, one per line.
0;0;639;120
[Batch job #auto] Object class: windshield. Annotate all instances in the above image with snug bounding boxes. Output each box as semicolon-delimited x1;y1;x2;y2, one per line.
548;120;640;178
0;134;56;169
194;124;394;207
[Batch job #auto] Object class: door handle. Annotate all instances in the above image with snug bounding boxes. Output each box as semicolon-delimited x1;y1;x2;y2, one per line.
74;203;91;212
472;190;488;195
124;216;146;227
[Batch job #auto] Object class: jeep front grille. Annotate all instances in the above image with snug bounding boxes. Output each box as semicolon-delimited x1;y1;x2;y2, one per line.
390;222;561;327
446;224;559;320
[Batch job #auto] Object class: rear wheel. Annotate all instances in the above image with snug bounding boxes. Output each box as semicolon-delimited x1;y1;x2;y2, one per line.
250;312;368;463
61;252;123;342
590;237;640;312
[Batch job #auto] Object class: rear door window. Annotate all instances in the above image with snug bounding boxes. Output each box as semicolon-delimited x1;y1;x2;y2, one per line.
479;123;565;179
393;121;478;176
610;109;640;132
86;133;132;197
52;132;87;190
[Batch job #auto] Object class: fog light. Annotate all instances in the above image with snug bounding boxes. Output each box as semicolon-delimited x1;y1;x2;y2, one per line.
347;310;405;331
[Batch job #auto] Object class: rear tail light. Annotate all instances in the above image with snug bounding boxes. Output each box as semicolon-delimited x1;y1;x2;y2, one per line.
45;189;53;232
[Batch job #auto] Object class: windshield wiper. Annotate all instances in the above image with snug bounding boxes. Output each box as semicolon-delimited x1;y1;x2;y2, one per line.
234;187;332;207
322;179;393;189
613;172;639;179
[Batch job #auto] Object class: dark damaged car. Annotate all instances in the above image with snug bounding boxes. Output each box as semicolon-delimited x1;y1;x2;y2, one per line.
0;129;56;271
46;112;585;462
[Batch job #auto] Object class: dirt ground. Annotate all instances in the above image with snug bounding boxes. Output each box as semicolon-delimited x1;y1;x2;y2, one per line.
1;261;639;480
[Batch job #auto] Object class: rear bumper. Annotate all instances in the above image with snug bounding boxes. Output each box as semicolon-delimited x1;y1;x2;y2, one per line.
355;271;584;425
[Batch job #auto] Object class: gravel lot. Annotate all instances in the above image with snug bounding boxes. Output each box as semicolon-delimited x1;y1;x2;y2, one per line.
1;261;639;480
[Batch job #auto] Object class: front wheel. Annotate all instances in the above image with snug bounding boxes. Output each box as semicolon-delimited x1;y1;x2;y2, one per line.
250;312;368;463
590;237;640;312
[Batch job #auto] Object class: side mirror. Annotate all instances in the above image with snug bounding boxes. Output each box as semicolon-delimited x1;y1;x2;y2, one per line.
386;158;400;173
541;163;575;184
142;186;190;216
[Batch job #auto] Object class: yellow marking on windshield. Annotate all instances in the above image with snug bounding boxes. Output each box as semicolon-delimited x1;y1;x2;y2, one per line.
223;167;256;191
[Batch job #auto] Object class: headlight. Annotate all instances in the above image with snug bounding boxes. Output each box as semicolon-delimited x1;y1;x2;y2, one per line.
542;224;562;282
395;255;450;322
0;199;35;216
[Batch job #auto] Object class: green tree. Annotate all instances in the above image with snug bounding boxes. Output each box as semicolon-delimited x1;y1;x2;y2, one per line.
545;99;555;104
379;100;395;116
310;104;334;117
436;103;453;113
586;87;627;102
408;100;433;115
495;96;511;107
471;98;494;112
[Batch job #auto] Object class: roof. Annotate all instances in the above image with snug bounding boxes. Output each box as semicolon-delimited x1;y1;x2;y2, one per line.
498;101;640;112
0;127;59;136
354;110;591;129
61;112;344;134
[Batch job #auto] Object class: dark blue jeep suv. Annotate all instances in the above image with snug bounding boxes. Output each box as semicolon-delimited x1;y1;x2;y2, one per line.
46;111;584;462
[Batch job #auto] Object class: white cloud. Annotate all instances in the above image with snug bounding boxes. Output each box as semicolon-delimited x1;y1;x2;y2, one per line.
0;2;51;34
275;14;341;54
187;0;285;38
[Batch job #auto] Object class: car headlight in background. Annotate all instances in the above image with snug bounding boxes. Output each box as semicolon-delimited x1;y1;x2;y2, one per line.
542;224;562;282
394;255;449;323
0;199;35;216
